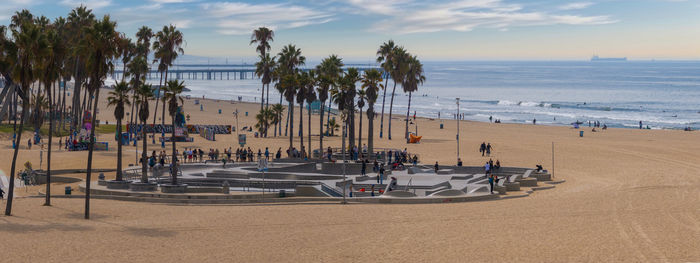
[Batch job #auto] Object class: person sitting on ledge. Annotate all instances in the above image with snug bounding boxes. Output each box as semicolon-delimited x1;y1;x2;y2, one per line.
536;164;544;172
457;158;463;167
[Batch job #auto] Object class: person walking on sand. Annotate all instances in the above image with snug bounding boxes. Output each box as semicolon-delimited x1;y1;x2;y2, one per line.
480;142;486;156
378;164;385;184
486;143;492;156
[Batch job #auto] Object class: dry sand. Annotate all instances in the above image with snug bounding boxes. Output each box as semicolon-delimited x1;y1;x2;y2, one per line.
1;88;699;262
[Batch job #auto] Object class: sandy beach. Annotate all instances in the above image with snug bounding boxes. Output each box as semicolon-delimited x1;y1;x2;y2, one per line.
2;88;700;262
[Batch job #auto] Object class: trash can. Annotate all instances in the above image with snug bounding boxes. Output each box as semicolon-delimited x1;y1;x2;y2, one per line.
440;123;444;129
65;186;72;195
579;131;584;137
278;190;286;198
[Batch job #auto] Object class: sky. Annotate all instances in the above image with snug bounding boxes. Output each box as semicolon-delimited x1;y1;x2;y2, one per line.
2;0;700;61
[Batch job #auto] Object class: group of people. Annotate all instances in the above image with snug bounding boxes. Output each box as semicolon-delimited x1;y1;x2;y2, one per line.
145;146;286;168
479;142;494;156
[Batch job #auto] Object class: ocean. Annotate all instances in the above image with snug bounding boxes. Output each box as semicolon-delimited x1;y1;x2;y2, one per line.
144;60;700;130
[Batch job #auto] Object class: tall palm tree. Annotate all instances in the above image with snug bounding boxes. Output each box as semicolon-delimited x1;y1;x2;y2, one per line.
376;40;396;139
357;87;366;152
281;73;298;156
341;68;360;151
361;69;383;157
82;15;119;219
107;81;130;181
254;53;276;111
5;16;48;216
316;55;343;156
152;25;184;145
305;71;317;158
296;71;313;156
386;47;408;140
250;27;274;109
134;83;154;183
164;80;185;185
131;26;152;128
277;44;305;154
41;24;65;206
65;6;95;132
403;55;425;141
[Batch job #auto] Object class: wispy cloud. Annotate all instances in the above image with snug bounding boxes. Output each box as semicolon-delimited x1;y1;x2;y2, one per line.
369;0;616;34
59;0;112;9
559;2;594;10
202;2;334;35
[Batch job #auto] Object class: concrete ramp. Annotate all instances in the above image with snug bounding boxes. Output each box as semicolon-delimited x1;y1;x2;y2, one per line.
428;189;465;197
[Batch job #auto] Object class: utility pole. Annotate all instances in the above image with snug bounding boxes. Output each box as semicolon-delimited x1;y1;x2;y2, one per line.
552;142;555;178
456;98;460;160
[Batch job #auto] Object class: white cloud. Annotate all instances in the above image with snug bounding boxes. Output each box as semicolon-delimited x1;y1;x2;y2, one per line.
202;2;334;35
59;0;112;9
559;2;594;10
369;0;616;34
344;0;410;15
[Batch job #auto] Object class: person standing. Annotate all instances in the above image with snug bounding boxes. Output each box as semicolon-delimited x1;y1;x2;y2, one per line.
434;161;439;174
361;159;367;176
488;174;495;194
265;147;270;161
484;161;491;178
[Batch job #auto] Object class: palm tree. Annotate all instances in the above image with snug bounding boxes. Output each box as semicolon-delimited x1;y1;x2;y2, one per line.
41;24;66;206
131;26;152;128
65;6;95;132
82;15;118;219
386;47;408;140
281;73;298;156
341;68;360;151
164;80;185;185
296;71;313;157
152;25;184;145
403;55;425;141
107;81;130;181
361;69;383;157
304;71;317;158
255;108;273;135
357;87;366;152
254;53;276;111
316;55;343;156
327;118;339;136
376;40;396;139
5;16;48;216
250;27;274;109
116;35;135;82
271;103;285;137
277;44;305;154
134;83;154;183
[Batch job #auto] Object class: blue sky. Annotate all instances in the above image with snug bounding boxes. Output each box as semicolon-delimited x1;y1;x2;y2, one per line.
2;0;700;61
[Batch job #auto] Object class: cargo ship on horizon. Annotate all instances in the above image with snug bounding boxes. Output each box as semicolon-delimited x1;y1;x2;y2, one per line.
591;55;627;62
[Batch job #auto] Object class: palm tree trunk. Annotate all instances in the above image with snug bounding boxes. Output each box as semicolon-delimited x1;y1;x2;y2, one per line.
319;101;324;157
288;100;294;156
152;71;163;144
171;113;178;185
116;117;123;181
4;99;27;216
405;91;412;142
326;96;332;133
367;104;375;158
299;101;304;158
358;106;363;155
379;76;389;138
61;79;67;131
161;70;169;129
84;87;100;220
308;103;312;158
387;81;397;140
265;83;270;110
260;82;265;110
141;117;148;183
45;82;54;206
